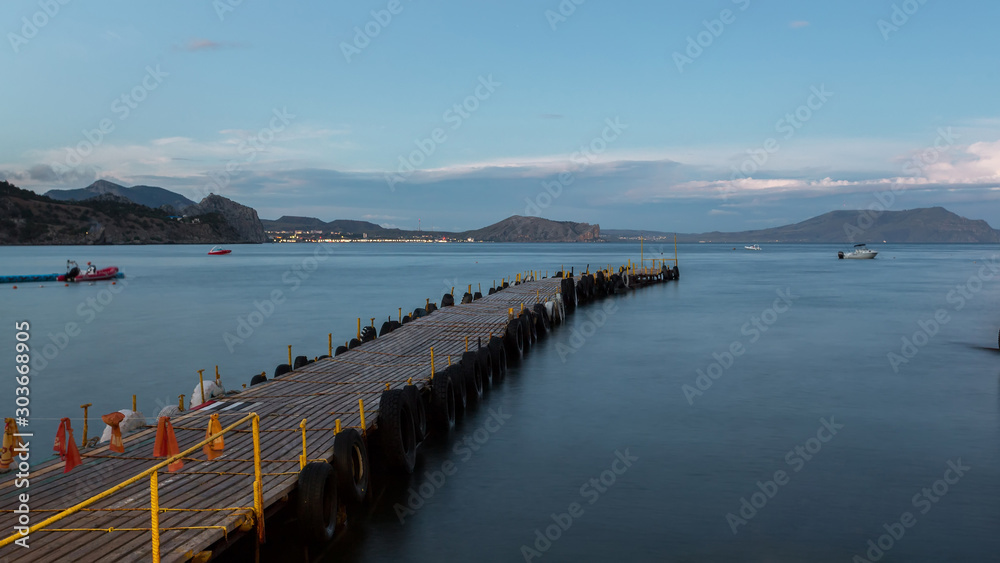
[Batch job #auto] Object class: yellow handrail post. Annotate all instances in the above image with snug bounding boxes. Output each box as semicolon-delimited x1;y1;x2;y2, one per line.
215;365;220;384
335;419;341;435
358;399;367;437
299;419;308;471
132;394;137;412
356;318;361;340
398;308;402;323
252;413;265;544
150;470;161;563
178;394;185;411
430;346;435;378
80;403;92;446
465;336;469;352
328;333;332;357
287;345;292;367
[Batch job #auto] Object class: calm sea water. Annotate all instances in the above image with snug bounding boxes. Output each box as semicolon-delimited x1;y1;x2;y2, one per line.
2;242;999;562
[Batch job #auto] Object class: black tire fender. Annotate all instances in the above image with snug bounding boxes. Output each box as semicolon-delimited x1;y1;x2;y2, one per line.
333;428;369;506
460;351;483;404
274;364;292;378
377;389;416;474
403;385;427;443
250;373;267;386
296;461;338;544
429;373;456;434
505;319;524;361
476;346;493;389
294;356;309;370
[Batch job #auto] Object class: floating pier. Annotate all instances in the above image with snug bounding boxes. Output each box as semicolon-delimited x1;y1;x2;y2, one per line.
0;257;678;562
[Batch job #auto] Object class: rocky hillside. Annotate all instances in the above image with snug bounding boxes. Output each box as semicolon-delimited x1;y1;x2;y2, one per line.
187;194;266;243
45;180;196;211
461;216;600;242
0;181;262;245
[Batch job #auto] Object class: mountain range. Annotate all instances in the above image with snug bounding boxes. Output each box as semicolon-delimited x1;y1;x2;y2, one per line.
44;180;196;211
604;207;1000;243
20;181;1000;244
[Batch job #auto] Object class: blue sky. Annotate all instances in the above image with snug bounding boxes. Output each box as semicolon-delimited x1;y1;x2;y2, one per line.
3;0;1000;232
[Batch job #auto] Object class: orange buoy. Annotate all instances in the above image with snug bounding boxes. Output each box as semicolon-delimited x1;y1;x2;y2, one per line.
11;286;16;289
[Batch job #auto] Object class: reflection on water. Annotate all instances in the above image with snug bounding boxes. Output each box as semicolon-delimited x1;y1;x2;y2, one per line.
2;243;999;562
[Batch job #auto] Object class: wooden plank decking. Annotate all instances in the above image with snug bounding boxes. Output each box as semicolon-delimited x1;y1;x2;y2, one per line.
0;276;581;562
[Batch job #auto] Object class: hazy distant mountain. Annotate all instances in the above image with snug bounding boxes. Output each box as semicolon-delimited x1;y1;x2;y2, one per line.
463;216;600;242
261;216;388;234
604;207;1000;243
45;180;196;211
262;214;600;242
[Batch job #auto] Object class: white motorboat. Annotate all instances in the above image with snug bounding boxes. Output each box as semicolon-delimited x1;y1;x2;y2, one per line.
745;244;761;251
839;244;878;259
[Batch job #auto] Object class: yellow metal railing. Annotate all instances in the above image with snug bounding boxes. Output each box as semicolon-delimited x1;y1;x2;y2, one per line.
0;412;265;563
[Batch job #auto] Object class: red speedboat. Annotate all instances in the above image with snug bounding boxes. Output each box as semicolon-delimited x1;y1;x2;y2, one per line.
58;262;120;282
208;246;232;255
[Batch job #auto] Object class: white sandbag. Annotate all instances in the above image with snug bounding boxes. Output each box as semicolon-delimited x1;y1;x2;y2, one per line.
191;380;226;408
99;409;147;443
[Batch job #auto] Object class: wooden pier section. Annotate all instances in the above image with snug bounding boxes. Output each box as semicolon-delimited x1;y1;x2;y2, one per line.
0;264;676;562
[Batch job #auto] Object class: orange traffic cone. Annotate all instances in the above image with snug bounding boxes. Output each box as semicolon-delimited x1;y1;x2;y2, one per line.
203;414;224;461
102;412;126;453
1;418;23;472
53;418;83;473
153;417;183;472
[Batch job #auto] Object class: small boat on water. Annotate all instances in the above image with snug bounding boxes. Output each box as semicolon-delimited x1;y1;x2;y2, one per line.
839;244;878;260
745;244;761;251
57;261;121;282
208;246;232;255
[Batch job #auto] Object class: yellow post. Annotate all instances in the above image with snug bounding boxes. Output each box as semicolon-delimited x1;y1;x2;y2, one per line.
356;318;361;340
335;419;341;435
287;345;292;367
370;317;375;327
299;419;308;471
197;369;206;406
426;298;430;309
150;470;160;563
447;355;452;366
328;333;333;356
251;414;265;544
521;303;525;313
215;365;220;384
468;284;472;295
358;399;367;437
80;403;92;446
178;395;185;411
451;286;455;296
132;395;137;412
508;307;514;319
465;336;469;352
430;346;435;377
399;307;402;323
